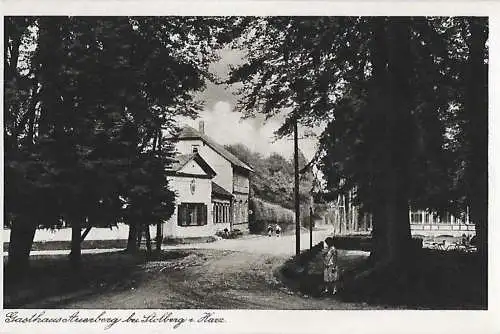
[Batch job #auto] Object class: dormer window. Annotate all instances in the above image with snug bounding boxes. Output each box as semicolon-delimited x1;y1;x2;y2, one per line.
192;145;199;153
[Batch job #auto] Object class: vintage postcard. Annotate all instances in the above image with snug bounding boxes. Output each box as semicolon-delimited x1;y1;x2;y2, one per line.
2;1;499;333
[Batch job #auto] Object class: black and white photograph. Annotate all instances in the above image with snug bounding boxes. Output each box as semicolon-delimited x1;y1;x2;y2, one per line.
2;6;496;333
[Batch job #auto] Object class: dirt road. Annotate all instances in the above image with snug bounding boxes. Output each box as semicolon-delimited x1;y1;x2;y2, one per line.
44;249;375;309
163;228;366;256
28;229;378;310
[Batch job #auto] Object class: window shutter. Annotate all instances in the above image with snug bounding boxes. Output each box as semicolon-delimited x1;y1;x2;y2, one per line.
181;203;189;226
203;204;207;225
177;204;183;226
196;204;201;226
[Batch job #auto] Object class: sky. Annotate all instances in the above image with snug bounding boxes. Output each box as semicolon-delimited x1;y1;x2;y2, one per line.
176;48;322;162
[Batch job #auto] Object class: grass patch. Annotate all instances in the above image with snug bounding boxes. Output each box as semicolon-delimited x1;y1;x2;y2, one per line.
162;236;218;245
278;243;368;298
3;239;128;252
3;249;190;308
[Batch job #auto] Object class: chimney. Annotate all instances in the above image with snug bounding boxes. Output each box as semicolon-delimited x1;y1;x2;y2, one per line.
199;121;205;134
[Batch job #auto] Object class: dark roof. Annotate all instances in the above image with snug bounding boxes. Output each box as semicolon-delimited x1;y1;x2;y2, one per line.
178;125;253;172
166;153;216;177
167;153;196;172
211;182;233;199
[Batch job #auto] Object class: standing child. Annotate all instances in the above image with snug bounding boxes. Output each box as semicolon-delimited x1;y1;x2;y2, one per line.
323;237;339;295
275;224;282;237
267;224;274;237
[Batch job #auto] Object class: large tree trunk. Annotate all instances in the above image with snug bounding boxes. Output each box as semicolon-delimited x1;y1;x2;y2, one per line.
384;18;414;264
156;222;162;252
69;216;82;267
6;217;37;280
465;17;488;307
369;199;388;264
127;222;139;253
361;181;411;278
365;17;414;267
145;224;152;255
384;175;412;262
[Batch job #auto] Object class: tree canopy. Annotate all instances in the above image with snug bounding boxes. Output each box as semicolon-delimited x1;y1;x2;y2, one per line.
4;16;234;271
225;143;314;209
227;17;488;267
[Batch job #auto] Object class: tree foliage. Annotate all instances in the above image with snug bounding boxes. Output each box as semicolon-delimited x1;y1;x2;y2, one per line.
4;16;232;271
228;17;488;266
225;143;314;210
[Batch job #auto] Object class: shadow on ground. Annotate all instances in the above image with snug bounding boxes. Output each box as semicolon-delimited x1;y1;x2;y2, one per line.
3;250;189;308
279;248;485;309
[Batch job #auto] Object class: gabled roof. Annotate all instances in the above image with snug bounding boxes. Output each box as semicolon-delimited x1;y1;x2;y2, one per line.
211;181;233;199
166;153;216;178
178;125;254;172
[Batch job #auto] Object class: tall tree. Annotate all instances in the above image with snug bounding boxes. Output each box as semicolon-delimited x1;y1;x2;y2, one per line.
5;16;233;273
228;17;487;271
454;17;488;305
5;17;48;277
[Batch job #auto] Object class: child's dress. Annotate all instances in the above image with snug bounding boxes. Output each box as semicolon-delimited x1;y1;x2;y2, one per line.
324;246;339;285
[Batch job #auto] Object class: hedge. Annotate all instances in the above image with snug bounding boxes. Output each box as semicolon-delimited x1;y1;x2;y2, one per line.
249;197;295;234
331;235;423;252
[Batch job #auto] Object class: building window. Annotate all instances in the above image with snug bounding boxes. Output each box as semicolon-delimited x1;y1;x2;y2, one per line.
410;212;422;224
440;212;451;224
213;202;230;223
192;145;200;153
213;203;217;223
177;203;207;226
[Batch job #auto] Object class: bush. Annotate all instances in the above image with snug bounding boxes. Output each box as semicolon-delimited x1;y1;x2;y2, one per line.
330;235;424;252
229;229;243;238
280;241;326;297
332;236;372;251
296;241;324;266
215;230;226;238
249;197;295;234
215;228;244;239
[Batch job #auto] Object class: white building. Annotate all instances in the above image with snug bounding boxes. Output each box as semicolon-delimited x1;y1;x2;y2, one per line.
163;153;216;238
409;209;475;238
162;122;253;239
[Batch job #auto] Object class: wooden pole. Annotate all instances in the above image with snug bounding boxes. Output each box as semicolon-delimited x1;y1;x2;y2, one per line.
294;118;300;255
309;206;313;249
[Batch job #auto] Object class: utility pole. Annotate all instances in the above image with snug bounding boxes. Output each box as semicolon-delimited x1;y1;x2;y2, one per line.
309;206;313;249
294;118;300;255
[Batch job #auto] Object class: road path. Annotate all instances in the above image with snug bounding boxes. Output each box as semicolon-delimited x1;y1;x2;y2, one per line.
164;228;332;255
163;227;367;256
47;249;375;309
29;228;376;309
